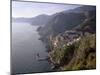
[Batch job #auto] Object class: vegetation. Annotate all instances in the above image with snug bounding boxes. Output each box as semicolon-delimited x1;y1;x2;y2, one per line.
63;34;96;70
49;34;96;70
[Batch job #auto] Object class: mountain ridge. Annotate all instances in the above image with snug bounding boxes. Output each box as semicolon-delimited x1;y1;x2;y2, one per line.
12;14;51;25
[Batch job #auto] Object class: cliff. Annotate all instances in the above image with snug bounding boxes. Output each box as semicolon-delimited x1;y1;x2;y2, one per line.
37;6;96;71
49;33;96;70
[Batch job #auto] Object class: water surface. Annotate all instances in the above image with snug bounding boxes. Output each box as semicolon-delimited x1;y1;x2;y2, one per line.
12;22;52;74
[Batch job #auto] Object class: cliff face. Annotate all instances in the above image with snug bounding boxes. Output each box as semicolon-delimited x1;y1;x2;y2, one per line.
37;6;96;71
63;34;96;70
48;14;96;70
49;33;96;70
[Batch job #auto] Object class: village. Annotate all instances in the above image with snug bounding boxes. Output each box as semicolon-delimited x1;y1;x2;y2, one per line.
50;30;83;49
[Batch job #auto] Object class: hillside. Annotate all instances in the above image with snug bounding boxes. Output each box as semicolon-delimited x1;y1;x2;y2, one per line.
38;12;85;43
38;6;96;41
74;15;96;34
49;34;96;70
37;5;96;71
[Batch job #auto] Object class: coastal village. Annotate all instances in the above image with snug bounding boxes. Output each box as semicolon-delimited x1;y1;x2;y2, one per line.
50;30;83;49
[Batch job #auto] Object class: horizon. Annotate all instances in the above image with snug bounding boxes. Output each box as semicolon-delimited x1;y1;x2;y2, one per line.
12;1;81;18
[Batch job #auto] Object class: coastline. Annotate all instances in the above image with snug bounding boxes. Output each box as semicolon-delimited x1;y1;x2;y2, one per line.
37;27;96;71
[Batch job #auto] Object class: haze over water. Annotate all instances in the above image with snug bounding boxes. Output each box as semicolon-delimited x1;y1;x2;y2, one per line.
12;22;52;74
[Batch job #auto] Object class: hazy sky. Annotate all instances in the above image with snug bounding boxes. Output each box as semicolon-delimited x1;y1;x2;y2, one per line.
12;1;81;18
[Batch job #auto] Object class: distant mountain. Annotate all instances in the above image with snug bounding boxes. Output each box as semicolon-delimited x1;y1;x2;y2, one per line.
31;14;51;25
12;14;51;25
38;5;96;42
12;17;31;23
63;5;96;14
39;12;85;36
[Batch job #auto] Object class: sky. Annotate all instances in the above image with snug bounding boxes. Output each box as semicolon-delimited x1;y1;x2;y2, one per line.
12;1;81;18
